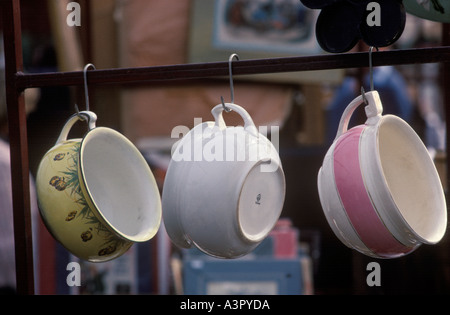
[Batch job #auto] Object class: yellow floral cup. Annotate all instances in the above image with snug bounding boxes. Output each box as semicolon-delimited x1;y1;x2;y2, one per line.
36;111;162;262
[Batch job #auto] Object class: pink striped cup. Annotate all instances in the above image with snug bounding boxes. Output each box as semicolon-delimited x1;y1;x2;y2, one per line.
318;91;447;258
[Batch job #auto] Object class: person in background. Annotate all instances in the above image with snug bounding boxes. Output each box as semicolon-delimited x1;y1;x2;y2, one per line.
325;46;414;145
0;46;40;294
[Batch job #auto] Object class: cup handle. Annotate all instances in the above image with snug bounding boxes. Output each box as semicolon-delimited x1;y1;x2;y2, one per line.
334;90;383;141
211;103;259;137
55;111;97;145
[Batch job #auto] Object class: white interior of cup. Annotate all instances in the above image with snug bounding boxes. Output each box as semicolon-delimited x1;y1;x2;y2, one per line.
238;159;285;242
378;117;447;243
80;127;161;242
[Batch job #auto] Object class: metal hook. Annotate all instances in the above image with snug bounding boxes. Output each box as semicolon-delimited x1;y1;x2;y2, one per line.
75;103;81;116
221;53;239;112
368;46;378;91
73;104;92;123
360;47;378;104
361;86;368;105
83;63;96;112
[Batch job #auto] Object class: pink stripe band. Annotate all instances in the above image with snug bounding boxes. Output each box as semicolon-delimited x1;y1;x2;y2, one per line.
333;126;414;258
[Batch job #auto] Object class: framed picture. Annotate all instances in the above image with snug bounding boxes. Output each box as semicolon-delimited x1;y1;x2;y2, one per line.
188;0;343;83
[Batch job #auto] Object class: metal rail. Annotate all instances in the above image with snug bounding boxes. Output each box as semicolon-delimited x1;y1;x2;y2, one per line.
14;46;450;89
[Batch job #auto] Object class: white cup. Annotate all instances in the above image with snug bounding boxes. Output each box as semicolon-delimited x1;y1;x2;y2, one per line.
162;103;286;258
318;91;447;258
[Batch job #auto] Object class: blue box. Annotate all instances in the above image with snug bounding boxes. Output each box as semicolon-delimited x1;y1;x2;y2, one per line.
183;254;303;295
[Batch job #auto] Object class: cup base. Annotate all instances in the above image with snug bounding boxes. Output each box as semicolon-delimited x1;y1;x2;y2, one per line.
238;160;285;243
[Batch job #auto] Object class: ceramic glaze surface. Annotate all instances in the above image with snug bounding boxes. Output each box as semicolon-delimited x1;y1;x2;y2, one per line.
318;91;447;259
162;103;285;258
79;127;161;242
376;117;447;243
333;126;415;258
37;112;161;262
37;139;133;262
238;161;285;242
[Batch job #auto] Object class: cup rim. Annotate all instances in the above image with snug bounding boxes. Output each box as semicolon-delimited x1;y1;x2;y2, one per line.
365;115;447;244
237;158;286;243
79;127;162;242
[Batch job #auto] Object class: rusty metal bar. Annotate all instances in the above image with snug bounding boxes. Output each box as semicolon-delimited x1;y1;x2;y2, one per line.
14;46;450;89
1;0;34;295
443;24;450;191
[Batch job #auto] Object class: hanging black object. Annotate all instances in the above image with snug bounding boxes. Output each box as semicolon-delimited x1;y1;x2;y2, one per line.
316;1;362;53
301;0;406;53
360;0;406;47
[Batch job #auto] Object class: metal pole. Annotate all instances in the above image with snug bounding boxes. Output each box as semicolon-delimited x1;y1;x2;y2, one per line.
0;0;35;295
14;46;450;89
443;24;450;193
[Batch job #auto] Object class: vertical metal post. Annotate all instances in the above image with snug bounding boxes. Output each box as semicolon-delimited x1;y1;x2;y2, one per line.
443;24;450;192
0;0;35;295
